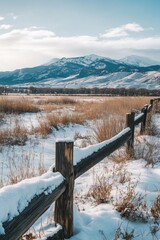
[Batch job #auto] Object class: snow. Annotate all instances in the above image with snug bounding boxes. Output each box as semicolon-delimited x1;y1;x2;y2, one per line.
120;55;160;67
0;171;64;234
50;54;109;67
73;128;130;165
56;138;74;143
0;100;160;239
72;155;160;240
19;70;160;90
6;54;160;90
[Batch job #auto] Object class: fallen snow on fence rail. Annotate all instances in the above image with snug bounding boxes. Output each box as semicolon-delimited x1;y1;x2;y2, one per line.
0;171;64;234
134;112;144;122
73;127;131;165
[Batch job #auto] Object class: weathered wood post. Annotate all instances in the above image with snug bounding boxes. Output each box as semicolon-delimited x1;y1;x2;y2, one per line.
54;140;74;239
155;99;158;112
126;111;135;157
150;99;154;109
140;105;148;134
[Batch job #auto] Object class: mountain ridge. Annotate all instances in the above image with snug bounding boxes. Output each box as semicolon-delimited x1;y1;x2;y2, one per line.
120;55;160;67
0;54;159;89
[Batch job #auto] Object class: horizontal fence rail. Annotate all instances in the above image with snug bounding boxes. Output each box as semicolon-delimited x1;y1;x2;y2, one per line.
74;128;132;179
0;180;66;240
0;98;159;240
134;112;144;125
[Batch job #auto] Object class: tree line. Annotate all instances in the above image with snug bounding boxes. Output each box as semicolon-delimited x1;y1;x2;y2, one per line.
0;86;160;96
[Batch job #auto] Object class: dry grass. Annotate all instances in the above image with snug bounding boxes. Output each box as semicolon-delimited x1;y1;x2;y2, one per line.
33;119;53;138
112;163;131;184
92;116;124;142
0;96;154;187
37;96;78;105
4;141;46;185
151;193;160;220
0;119;28;146
17;96;153;140
74;96;151;120
33;113;85;137
134;138;160;167
109;149;131;164
86;175;112;205
0;96;39;114
74;97;152;142
114;224;135;240
114;181;149;222
36;96;78;112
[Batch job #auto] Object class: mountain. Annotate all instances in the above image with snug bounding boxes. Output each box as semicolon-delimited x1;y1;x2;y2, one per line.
120;55;160;67
0;54;159;89
45;54;110;67
44;58;59;66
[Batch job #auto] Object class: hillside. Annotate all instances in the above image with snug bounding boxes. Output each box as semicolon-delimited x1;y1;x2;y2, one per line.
0;55;160;89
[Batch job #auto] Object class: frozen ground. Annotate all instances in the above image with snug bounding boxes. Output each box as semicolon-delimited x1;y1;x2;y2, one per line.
0;110;160;239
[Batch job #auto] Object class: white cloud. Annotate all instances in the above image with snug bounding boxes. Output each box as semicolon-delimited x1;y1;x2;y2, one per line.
0;17;4;21
0;26;159;70
124;23;144;32
0;24;12;30
100;23;144;38
12;15;18;20
8;12;18;20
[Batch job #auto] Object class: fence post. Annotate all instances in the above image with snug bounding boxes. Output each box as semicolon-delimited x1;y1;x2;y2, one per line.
140;105;148;134
54;140;74;239
126;111;135;156
150;99;154;109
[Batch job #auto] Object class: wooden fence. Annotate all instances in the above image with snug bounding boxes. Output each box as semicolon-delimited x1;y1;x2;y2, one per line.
0;98;160;240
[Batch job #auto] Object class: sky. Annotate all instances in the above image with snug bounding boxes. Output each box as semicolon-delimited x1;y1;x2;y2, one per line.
0;0;160;71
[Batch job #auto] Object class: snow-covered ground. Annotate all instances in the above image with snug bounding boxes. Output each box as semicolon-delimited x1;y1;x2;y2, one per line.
0;105;160;239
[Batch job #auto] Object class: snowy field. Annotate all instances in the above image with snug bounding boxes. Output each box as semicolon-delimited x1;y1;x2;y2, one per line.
0;95;159;240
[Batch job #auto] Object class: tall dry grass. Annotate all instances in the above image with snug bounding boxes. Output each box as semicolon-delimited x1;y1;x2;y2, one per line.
0;96;39;114
36;96;78;112
0;119;28;146
74;96;151;120
0;96;153;143
37;96;77;105
84;97;152;142
92;116;124;142
33;112;85;137
31;96;153;140
0;96;153;187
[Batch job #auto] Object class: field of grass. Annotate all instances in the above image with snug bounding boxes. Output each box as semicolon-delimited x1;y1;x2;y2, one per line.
0;94;160;239
0;94;155;185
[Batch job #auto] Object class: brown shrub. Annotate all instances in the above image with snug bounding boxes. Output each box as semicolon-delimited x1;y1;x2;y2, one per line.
151;193;160;220
114;182;149;222
86;175;112;205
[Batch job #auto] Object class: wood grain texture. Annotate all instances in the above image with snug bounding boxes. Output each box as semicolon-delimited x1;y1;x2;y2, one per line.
126;112;135;156
0;181;66;240
74;128;132;179
54;141;74;239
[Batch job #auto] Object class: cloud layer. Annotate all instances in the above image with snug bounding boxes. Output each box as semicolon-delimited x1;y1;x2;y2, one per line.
100;23;144;38
0;22;160;70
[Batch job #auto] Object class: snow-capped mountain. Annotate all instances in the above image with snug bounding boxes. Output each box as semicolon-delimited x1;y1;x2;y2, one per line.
44;58;59;66
46;54;112;67
120;55;160;67
0;55;159;89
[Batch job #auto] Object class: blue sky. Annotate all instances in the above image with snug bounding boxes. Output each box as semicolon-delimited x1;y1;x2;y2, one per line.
0;0;160;70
